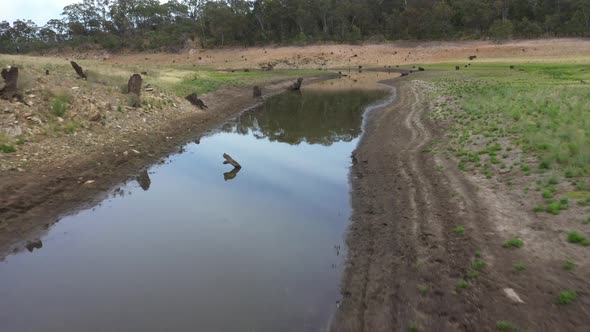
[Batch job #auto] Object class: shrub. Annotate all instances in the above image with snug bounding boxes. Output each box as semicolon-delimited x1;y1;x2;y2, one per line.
567;232;590;246
0;144;16;153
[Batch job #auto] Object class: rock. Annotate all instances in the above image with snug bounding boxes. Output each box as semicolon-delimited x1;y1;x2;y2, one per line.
84;180;95;185
2;125;22;137
27;116;43;125
57;117;64;123
503;288;524;304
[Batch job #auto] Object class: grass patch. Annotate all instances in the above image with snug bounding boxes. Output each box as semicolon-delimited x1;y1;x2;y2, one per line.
174;69;322;96
557;290;577;304
567;232;590;246
456;279;468;290
503;238;524;249
433;62;590;178
496;320;515;331
563;260;575;270
453;226;465;234
0;143;16;153
50;94;71;117
514;263;526;271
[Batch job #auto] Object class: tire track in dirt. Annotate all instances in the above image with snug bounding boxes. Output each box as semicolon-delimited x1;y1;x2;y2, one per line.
332;77;510;331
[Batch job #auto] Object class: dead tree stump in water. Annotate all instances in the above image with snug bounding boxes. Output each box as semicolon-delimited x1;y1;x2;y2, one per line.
186;93;208;109
253;86;262;98
128;74;142;107
70;61;87;80
223;153;241;168
288;78;303;91
0;67;20;100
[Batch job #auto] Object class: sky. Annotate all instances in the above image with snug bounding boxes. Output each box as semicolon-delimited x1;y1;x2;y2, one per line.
0;0;167;26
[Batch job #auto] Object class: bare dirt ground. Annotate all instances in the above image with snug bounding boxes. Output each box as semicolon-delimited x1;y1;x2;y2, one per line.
331;75;590;331
107;38;590;70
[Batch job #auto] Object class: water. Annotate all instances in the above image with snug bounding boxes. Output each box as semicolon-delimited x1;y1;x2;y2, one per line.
0;84;387;332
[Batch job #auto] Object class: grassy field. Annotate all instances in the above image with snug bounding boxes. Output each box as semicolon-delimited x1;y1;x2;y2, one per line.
0;55;322;97
426;61;590;215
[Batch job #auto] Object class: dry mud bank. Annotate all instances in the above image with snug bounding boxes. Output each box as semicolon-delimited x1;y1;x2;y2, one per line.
332;74;589;331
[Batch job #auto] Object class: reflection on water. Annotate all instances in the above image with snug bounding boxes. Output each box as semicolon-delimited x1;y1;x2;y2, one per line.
0;85;388;332
220;89;386;146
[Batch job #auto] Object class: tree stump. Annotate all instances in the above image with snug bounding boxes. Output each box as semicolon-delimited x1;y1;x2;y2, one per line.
455;66;460;70
0;67;19;100
253;86;262;98
288;78;303;91
70;61;87;80
136;170;151;191
127;74;142;107
186;93;208;109
223;153;241;168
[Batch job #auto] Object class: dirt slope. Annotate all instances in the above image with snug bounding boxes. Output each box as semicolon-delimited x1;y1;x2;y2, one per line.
331;76;590;331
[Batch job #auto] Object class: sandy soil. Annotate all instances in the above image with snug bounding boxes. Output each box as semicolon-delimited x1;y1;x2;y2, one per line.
106;38;590;70
331;74;590;331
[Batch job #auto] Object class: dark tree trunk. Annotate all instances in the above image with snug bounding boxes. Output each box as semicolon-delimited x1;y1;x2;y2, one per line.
127;74;142;108
70;61;87;80
0;67;20;100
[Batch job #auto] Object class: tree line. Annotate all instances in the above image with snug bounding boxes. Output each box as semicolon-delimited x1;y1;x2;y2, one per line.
1;0;589;53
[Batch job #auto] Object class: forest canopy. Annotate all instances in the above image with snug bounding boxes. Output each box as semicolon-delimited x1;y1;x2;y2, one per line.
1;0;589;53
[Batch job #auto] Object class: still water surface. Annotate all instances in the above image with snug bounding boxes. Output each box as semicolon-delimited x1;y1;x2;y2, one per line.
0;82;387;332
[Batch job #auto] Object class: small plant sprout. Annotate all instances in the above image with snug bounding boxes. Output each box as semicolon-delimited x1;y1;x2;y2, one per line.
514;263;526;271
496;321;515;331
454;226;465;234
563;260;575;270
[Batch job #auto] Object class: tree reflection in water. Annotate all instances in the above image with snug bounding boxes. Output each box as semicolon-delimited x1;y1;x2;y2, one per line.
220;89;386;146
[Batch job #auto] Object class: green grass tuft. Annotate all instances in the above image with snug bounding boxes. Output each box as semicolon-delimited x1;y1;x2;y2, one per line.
503;238;524;249
496;320;515;331
567;232;590;246
557;290;577;304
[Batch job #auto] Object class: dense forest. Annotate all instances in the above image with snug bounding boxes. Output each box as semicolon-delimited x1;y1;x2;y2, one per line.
1;0;589;53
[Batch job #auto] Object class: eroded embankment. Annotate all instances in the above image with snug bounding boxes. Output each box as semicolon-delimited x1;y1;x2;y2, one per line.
332;76;590;331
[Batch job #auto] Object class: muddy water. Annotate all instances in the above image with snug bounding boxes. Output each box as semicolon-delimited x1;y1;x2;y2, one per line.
0;78;389;332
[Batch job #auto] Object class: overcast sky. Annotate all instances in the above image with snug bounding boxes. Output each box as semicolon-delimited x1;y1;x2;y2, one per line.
1;0;167;26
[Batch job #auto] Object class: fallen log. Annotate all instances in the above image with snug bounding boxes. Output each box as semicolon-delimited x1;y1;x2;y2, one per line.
70;61;87;80
223;153;241;168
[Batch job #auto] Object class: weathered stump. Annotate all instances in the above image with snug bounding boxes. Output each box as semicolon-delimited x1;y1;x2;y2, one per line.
418;67;425;71
468;55;477;60
224;167;241;181
288;78;303;91
223;153;241;168
455;66;460;70
186;93;208;109
0;67;19;100
45;69;49;75
253;86;262;98
70;61;87;80
137;170;151;191
128;74;142;107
